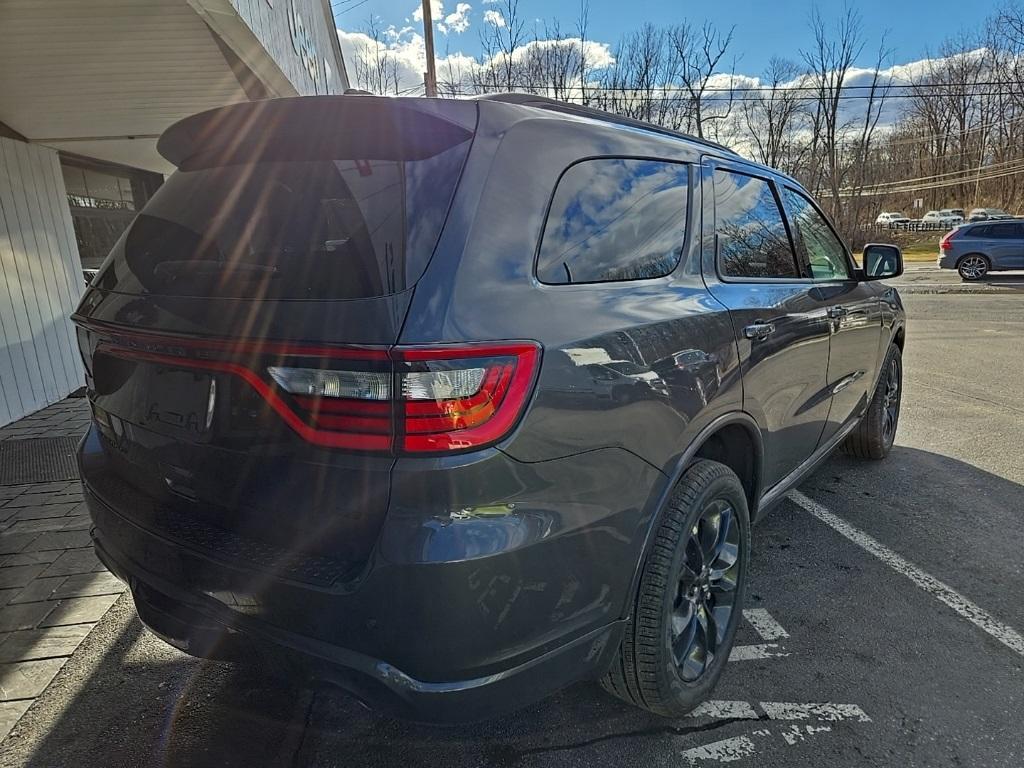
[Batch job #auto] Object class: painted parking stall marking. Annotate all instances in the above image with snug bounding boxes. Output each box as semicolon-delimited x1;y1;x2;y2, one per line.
682;701;871;764
787;489;1024;657
682;609;875;763
728;608;790;662
741;608;789;641
727;644;789;661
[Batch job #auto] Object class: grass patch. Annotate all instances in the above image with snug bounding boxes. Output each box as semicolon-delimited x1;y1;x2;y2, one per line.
900;246;937;262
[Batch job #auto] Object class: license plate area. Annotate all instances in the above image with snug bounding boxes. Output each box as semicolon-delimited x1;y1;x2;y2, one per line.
144;367;214;438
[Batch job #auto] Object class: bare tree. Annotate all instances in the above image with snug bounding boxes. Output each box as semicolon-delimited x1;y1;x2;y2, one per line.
740;58;807;172
473;0;527;92
591;24;682;126
352;16;401;95
670;22;737;139
800;6;866;228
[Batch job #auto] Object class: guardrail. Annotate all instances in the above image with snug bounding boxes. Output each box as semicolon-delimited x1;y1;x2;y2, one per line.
865;221;958;234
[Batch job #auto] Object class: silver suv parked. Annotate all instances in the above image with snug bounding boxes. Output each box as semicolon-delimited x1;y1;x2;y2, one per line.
939;220;1024;279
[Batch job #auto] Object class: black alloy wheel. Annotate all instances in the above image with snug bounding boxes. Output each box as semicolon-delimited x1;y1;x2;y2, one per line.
601;459;750;717
672;499;741;681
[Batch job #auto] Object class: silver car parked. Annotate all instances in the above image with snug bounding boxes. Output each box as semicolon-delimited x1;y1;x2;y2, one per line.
939;220;1024;280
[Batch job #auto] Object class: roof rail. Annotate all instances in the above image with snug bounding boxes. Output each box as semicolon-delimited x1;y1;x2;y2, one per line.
477;92;739;157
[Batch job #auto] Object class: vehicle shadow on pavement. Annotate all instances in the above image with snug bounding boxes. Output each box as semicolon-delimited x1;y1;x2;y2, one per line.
5;447;1022;768
6;594;723;768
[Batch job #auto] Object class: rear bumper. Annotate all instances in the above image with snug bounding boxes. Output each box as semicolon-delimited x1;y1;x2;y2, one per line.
937;252;958;269
91;519;623;723
80;425;659;721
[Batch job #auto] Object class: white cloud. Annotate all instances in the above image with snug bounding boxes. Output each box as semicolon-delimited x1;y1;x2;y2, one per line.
441;3;472;34
411;1;442;24
338;17;973;142
483;9;505;27
411;1;471;36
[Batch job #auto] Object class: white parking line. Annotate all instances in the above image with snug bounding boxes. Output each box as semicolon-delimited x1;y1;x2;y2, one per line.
689;700;759;720
681;735;758;764
760;701;871;722
788;490;1024;658
728;643;790;661
689;700;870;723
741;609;790;641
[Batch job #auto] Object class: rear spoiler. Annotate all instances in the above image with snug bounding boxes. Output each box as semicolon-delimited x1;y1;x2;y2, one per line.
157;95;477;170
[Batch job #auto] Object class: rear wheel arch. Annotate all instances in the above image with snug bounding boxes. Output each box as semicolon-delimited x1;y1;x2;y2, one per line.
620;412;764;625
691;421;761;521
893;325;906;352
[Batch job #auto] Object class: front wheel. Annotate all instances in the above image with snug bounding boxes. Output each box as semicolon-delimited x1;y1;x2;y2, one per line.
601;459;750;717
842;344;902;460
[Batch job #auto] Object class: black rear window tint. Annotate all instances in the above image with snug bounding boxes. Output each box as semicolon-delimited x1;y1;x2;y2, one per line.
94;104;473;300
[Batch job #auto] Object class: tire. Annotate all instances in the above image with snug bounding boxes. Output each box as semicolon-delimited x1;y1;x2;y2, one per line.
957;254;990;281
601;459;750;717
841;344;902;460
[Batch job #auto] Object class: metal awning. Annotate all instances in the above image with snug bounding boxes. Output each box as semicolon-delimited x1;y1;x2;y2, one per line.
0;0;299;174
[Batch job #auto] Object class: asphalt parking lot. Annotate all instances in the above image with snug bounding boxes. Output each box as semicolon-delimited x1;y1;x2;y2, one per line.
2;293;1022;768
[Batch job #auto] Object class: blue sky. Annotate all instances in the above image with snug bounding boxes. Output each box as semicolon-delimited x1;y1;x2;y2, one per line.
332;0;986;73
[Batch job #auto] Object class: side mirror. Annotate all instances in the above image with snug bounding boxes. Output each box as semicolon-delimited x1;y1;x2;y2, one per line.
861;243;903;280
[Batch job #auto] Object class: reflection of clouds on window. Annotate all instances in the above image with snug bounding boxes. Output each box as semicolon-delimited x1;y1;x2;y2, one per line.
715;171;797;279
538;159;689;284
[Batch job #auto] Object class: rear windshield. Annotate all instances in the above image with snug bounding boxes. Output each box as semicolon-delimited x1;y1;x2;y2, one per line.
94;105;473;300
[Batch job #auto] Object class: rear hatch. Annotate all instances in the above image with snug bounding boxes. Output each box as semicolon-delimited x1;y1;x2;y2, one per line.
74;97;477;582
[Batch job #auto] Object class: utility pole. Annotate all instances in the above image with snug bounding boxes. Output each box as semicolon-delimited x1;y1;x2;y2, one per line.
420;0;438;96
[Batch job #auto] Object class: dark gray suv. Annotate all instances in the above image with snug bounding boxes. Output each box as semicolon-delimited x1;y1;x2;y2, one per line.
72;94;906;723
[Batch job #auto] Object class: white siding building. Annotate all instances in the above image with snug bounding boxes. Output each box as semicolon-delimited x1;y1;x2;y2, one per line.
0;0;348;426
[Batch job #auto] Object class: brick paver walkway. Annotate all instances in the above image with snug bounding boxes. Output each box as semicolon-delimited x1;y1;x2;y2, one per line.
0;399;124;741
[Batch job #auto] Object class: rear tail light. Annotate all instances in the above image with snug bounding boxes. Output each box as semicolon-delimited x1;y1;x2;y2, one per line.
83;323;540;455
395;344;538;452
939;230;956;251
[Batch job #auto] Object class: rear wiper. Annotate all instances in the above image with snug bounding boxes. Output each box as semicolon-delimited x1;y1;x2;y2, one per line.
153;260;279;281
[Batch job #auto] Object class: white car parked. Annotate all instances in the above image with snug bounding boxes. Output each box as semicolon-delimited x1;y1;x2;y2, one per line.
875;212;910;226
922;210;964;226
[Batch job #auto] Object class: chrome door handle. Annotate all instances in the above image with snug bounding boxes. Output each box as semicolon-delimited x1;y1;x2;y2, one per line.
827;305;848;319
744;322;776;341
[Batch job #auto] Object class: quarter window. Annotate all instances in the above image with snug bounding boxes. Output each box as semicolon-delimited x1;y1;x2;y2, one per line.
989;223;1022;239
537;159;689;284
714;170;798;279
782;188;851;280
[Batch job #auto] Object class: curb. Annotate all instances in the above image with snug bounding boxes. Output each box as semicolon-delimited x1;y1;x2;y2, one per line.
887;285;1022;295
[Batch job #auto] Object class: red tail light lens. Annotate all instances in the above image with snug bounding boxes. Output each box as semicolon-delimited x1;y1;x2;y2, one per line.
395;344;540;452
267;343;539;452
80;322;541;456
939;231;956;251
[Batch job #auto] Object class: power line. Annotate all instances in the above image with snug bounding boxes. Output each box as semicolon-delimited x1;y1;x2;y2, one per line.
465;79;1024;94
857;157;1024;189
849;165;1024;196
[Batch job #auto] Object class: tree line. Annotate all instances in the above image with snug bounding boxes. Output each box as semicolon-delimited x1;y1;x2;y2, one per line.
351;1;1024;243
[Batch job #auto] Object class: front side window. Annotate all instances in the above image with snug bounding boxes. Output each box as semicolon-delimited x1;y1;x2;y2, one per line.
537;158;690;284
714;170;798;279
782;188;851;281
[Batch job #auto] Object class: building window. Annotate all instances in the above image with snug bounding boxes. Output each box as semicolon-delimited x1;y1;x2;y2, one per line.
60;156;162;269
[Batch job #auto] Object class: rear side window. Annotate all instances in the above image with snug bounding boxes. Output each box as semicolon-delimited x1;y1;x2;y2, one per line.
989;223;1023;239
964;226;990;238
537;158;689;284
714;170;799;279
